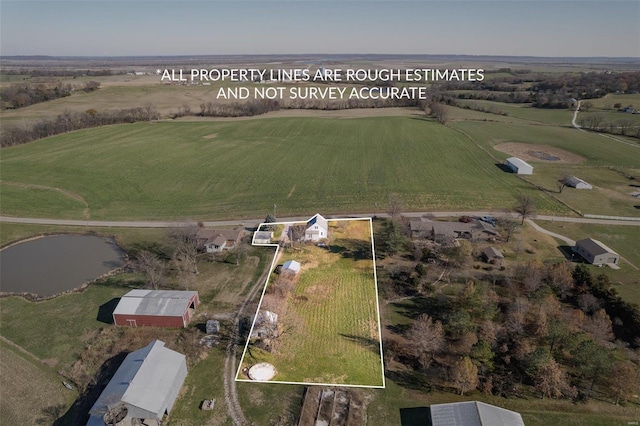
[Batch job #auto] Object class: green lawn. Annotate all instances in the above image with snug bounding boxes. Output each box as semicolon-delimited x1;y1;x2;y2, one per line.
0;284;129;369
1;117;566;220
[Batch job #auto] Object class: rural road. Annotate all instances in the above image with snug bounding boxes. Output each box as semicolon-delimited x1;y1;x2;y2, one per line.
1;212;638;228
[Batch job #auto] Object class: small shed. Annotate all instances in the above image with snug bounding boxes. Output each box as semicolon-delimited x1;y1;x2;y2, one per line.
113;290;199;328
282;260;301;274
573;238;620;266
253;231;273;244
506;157;534;175
482;247;504;263
563;176;593;190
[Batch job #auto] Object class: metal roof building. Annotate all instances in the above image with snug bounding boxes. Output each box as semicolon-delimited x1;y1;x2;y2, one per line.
573;238;620;266
563;176;593;190
113;290;199;328
87;340;187;426
506;157;534;175
430;401;524;426
283;260;301;274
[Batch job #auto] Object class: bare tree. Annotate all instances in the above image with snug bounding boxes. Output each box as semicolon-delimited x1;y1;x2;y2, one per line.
427;102;448;125
534;359;576;399
513;194;536;225
607;360;639;405
168;225;200;275
406;314;445;369
387;193;404;221
135;250;166;290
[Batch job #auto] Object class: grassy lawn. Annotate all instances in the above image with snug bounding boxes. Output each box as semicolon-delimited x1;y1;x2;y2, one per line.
239;219;384;387
0;116;567;220
0;284;130;369
0;341;77;426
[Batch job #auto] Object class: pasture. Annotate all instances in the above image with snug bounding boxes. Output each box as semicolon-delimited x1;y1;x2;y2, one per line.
0;116;569;220
238;219;384;387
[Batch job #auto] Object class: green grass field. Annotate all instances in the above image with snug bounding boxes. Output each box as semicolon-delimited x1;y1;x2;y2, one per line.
1;116;568;220
239;220;384;387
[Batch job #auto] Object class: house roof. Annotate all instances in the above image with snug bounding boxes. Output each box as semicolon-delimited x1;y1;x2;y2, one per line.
89;340;187;421
254;231;273;240
196;228;243;246
506;157;533;170
113;290;198;317
576;238;619;257
483;246;504;259
430;401;524;426
306;213;328;230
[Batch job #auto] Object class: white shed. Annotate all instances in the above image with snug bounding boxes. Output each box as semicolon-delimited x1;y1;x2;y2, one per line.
573;238;619;266
282;260;301;274
506;157;534;175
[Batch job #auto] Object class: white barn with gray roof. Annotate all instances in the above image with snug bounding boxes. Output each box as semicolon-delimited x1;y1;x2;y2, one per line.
506;157;533;175
87;340;187;426
305;213;328;241
430;401;524;426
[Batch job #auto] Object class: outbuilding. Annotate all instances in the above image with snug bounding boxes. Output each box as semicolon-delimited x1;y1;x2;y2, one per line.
253;231;273;244
482;246;504;263
573;238;620;266
506;157;534;175
113;290;199;328
563;176;593;190
430;401;524;426
87;340;187;426
282;260;301;274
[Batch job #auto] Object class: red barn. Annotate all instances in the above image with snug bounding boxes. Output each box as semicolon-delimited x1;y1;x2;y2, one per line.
113;290;199;328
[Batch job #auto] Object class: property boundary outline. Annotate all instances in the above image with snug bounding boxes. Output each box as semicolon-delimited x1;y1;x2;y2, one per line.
235;215;386;389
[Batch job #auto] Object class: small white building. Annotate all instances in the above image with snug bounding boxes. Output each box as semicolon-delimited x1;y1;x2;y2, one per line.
573;238;620;266
506;157;534;175
253;231;273;244
282;260;301;274
563;176;593;190
305;213;328;241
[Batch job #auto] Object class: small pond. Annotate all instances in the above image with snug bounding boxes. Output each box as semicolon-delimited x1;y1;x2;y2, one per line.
0;235;126;297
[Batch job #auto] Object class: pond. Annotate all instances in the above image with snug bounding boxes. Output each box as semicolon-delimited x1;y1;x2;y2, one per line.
0;235;126;297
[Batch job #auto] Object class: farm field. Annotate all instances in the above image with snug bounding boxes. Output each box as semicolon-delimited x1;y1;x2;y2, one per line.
238;219;384;387
0;116;568;220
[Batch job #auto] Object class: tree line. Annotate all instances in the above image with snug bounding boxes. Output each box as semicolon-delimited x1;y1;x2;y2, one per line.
1;81;100;109
0;104;159;147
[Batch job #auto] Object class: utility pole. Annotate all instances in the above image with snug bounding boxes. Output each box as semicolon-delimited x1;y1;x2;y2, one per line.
274;204;277;219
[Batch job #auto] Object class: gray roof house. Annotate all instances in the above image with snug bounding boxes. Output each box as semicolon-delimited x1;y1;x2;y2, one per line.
430;401;524;426
196;228;243;253
482;246;504;263
87;340;187;426
573;238;620;266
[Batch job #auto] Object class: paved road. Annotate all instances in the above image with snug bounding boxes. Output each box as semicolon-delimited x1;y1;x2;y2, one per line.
1;211;639;228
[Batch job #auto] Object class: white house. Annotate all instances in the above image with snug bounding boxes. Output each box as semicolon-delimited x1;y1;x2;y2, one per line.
253;231;273;244
196;228;243;253
563;176;593;190
506;157;534;175
87;340;187;426
304;213;328;241
573;238;620;266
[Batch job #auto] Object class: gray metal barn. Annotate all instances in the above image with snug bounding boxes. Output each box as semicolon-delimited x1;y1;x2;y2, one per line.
506;157;534;175
86;340;187;426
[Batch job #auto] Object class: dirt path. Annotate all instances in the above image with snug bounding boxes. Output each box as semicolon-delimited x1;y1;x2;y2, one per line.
223;249;277;425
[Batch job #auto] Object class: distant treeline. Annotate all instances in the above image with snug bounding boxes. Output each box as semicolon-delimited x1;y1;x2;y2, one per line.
1;105;160;148
1;81;100;109
445;71;640;109
1;69;116;77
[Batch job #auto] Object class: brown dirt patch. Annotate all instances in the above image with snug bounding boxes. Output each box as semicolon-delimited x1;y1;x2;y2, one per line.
202;133;218;139
494;142;585;164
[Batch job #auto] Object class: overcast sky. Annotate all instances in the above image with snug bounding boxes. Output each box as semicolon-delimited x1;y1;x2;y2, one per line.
1;1;638;57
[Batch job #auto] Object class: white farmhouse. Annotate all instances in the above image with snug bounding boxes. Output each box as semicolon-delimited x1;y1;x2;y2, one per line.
304;213;328;241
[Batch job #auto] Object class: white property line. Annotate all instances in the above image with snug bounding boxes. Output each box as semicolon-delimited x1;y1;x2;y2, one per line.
236;215;386;389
